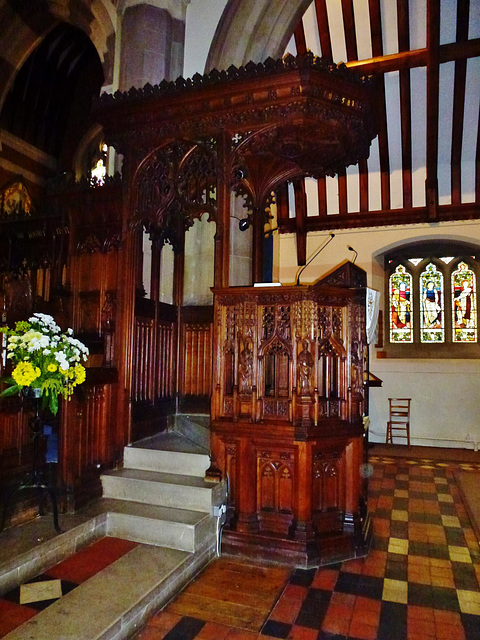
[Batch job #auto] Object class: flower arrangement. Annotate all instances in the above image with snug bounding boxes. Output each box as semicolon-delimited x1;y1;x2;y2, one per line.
0;313;89;415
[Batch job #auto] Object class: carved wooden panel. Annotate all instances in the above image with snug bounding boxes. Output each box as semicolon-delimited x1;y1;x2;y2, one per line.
0;398;31;482
211;264;369;565
60;376;119;508
312;449;344;513
133;317;174;403
79;291;100;334
181;322;211;396
256;447;295;536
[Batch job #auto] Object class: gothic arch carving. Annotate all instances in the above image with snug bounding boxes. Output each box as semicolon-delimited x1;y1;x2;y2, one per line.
131;140;218;250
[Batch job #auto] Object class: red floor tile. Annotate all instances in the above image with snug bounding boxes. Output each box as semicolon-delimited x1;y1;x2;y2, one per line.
45;536;138;583
349;618;379;640
286;625;319;639
0;600;37;637
196;621;232;639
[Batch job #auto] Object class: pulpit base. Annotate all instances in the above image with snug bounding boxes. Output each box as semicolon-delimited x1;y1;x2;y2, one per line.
221;513;372;568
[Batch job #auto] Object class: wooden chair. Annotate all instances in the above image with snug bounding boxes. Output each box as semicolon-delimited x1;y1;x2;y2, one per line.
386;398;411;446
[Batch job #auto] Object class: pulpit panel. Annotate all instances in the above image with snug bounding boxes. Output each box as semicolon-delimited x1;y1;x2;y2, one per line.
211;263;371;566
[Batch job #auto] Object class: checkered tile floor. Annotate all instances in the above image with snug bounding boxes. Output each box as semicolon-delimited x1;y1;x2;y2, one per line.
137;455;480;640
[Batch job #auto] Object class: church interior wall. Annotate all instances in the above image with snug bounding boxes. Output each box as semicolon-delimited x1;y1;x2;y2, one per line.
0;0;478;457
277;219;480;449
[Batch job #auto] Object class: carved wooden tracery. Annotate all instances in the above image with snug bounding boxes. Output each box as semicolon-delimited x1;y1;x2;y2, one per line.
94;53;377;282
89;54;376;565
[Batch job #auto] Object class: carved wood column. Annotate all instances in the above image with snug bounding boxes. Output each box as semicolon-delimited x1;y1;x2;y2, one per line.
235;438;259;533
214;131;232;289
292;440;314;541
252;206;265;284
343;437;363;534
115;157;140;445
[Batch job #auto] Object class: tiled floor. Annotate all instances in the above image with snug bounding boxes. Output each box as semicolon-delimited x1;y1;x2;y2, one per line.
136;454;480;640
1;454;479;640
0;537;138;637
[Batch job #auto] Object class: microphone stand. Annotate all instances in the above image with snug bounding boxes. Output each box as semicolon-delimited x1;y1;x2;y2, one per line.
296;233;335;285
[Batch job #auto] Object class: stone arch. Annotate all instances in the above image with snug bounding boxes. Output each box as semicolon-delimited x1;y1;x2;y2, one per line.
206;0;312;71
0;0;115;110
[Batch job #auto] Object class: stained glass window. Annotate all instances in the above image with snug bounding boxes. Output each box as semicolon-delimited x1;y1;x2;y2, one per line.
420;263;444;343
452;262;477;343
387;246;479;352
389;265;412;343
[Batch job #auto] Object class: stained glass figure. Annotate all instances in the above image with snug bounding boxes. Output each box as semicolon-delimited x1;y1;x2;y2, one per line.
389;265;412;343
420;263;444;343
452;262;477;342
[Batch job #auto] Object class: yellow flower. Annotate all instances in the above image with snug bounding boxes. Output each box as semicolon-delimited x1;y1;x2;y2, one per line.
73;364;86;385
47;363;58;372
12;361;41;386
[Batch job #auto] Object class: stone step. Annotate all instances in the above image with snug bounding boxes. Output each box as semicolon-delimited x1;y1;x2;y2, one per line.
173;414;210;451
101;468;223;513
91;498;216;552
3;541;215;640
124;433;210;477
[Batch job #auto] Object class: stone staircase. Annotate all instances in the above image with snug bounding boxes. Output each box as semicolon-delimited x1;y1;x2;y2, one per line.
2;417;228;640
100;427;225;553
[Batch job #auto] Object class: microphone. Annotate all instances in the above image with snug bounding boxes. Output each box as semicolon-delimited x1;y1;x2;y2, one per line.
296;233;335;285
348;246;358;263
264;227;278;237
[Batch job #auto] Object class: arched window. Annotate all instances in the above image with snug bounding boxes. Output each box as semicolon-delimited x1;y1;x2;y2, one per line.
385;242;480;358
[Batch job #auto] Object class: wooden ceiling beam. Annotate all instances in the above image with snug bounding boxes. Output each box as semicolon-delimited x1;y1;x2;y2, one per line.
280;202;480;233
368;0;390;210
397;0;412;209
294;179;307;266
346;38;480;75
294;22;307;56
451;0;469;205
425;0;440;220
317;176;327;216
314;0;333;62
341;0;358;62
358;158;368;212
476;106;480;203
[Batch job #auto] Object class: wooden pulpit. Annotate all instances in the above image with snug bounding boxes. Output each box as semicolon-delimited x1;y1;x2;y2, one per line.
210;262;371;567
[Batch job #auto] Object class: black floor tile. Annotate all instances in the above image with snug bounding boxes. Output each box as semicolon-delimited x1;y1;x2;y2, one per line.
334;571;360;595
439;503;458;516
261;620;291;638
374;508;391;519
445;528;466;546
409;541;432;556
390;521;408;538
163;616;205;640
392;498;409;510
461;613;480;640
357;575;384;600
431;586;460;612
428;543;450;560
385;558;408;581
290;567;317;587
295;603;329;630
377;602;407;640
408;582;434;607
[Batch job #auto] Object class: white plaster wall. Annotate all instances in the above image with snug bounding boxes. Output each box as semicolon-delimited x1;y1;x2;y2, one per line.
184;0;228;77
278;219;480;450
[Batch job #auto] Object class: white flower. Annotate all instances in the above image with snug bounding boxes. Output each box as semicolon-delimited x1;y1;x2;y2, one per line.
54;352;69;369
